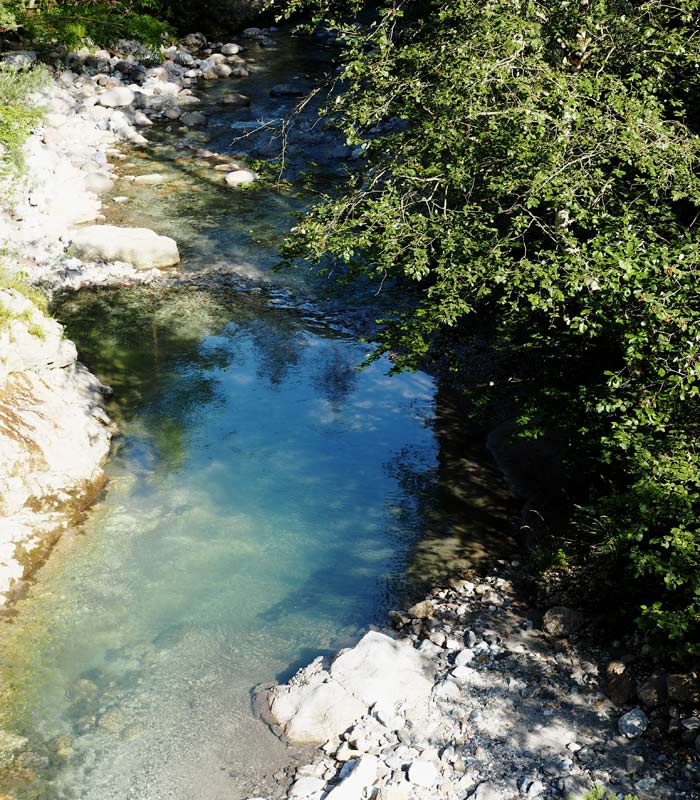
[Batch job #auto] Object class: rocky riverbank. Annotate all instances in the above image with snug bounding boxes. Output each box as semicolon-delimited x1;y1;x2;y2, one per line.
0;9;329;598
257;567;700;800
0;288;112;606
0;28;284;294
0;27;281;604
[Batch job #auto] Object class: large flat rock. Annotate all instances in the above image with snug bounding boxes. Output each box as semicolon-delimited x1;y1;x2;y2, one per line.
269;631;435;744
69;225;180;269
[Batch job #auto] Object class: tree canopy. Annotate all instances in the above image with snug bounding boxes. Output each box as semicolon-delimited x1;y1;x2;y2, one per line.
280;0;700;656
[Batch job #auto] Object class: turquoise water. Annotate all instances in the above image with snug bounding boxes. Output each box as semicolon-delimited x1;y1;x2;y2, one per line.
0;287;438;800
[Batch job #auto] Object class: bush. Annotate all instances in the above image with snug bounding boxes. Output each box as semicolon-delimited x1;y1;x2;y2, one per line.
1;1;173;48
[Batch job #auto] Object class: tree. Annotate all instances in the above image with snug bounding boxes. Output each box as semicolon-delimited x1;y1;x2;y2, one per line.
0;1;173;47
281;0;700;655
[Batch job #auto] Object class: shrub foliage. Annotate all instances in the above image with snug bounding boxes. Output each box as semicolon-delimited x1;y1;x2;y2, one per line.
280;0;700;656
0;1;172;47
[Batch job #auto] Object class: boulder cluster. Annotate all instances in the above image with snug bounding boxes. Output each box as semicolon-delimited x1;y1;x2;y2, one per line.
0;28;273;293
259;569;700;800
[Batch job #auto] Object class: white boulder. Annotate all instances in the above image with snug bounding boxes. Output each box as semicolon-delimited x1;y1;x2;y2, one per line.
99;87;135;108
407;760;440;788
84;171;115;194
69;225;180;269
326;756;378;800
226;169;257;187
269;631;435;744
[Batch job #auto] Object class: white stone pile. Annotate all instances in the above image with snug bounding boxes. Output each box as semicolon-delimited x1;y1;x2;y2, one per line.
256;572;700;800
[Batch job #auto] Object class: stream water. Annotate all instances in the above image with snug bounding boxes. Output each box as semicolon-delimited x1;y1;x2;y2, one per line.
0;31;514;800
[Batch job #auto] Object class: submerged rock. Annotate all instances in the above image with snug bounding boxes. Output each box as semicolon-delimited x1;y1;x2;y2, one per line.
84;172;115;194
69;225;180;269
270;83;307;98
226;169;257;187
221;92;251;107
133;173;170;185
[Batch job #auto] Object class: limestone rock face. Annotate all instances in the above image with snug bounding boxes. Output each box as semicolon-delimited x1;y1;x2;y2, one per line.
0;289;113;605
69;225;180;269
269;631;435;744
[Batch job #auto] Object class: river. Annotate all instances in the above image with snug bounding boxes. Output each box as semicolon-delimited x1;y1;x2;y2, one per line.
0;30;514;800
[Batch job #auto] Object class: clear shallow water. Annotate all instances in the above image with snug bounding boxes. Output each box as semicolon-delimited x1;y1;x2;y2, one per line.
0;287;438;800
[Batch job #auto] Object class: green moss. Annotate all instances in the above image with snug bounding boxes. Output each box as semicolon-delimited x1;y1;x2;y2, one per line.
0;269;48;333
579;789;640;800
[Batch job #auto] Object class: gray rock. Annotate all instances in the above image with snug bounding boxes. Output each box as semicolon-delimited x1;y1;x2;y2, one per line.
542;606;585;637
222;43;242;55
606;660;636;706
407;600;434;619
1;50;37;69
667;672;700;704
175;51;194;67
618;708;649;738
481;590;502;606
636;674;667;708
182;32;207;50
